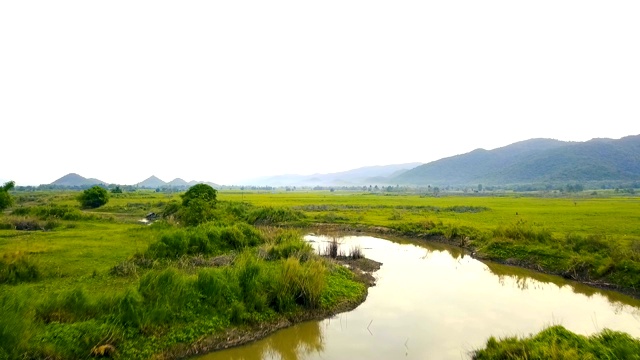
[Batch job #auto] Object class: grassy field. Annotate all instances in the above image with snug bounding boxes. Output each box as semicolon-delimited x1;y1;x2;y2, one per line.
2;188;640;359
219;190;640;240
0;191;368;359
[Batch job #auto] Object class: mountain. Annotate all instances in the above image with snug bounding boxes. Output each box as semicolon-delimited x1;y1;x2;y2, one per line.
241;163;423;186
394;135;640;186
136;175;167;188
167;178;189;187
50;173;106;187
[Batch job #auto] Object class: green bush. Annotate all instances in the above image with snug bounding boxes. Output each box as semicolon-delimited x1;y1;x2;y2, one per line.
77;186;109;209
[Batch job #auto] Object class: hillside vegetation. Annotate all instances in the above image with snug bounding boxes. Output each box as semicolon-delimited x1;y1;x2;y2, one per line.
395;135;640;186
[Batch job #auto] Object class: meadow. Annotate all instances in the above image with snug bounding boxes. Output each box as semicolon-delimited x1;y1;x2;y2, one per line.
0;191;367;359
2;189;640;359
222;190;640;293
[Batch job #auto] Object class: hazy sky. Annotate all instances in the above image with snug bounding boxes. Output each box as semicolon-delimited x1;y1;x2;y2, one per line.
2;1;639;186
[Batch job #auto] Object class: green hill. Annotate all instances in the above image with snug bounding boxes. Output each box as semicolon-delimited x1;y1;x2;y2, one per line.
394;135;640;186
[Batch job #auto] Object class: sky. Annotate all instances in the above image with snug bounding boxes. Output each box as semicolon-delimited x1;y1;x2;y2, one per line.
1;1;639;186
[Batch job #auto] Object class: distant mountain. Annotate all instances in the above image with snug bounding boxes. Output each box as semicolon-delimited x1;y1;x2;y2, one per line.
241;163;423;186
167;178;189;187
394;135;640;186
50;173;106;187
136;175;166;188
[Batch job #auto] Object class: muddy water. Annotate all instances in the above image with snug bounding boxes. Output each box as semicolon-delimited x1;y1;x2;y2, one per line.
195;235;640;359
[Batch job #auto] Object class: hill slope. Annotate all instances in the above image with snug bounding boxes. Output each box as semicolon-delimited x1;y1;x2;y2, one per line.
50;173;106;187
136;176;167;188
394;135;640;186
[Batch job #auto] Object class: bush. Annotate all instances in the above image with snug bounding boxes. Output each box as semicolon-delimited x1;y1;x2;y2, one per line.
0;181;15;211
181;184;217;207
77;186;109;209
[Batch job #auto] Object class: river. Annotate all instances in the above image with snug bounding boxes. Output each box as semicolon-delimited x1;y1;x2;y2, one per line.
195;234;640;359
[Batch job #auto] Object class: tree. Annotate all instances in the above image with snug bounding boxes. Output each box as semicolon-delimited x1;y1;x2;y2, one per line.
181;184;217;207
78;186;109;208
178;184;218;226
110;186;123;194
0;181;15;211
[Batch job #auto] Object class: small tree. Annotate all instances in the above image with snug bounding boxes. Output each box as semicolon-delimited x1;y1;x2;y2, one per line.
0;181;15;211
181;184;217;206
78;186;109;208
178;184;218;226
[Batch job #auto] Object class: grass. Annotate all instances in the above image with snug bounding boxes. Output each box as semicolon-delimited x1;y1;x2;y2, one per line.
473;325;640;360
3;189;640;358
0;190;369;359
220;191;640;294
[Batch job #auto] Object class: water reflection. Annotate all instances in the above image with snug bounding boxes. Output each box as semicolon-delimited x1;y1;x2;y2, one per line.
195;234;640;360
205;321;324;360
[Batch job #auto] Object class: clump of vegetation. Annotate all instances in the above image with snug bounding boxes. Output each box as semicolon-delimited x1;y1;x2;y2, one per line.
348;245;364;260
473;325;640;359
0;252;41;284
322;237;340;258
245;206;306;225
265;229;314;261
77;186;109;208
0;181;15;211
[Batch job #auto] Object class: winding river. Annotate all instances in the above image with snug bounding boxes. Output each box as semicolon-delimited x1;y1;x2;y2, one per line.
195;234;640;359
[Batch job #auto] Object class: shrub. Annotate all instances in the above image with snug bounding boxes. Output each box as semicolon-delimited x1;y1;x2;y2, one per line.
181;184;217;207
0;181;15;211
77;186;109;209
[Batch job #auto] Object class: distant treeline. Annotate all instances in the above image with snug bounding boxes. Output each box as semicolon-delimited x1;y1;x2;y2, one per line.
12;180;640;194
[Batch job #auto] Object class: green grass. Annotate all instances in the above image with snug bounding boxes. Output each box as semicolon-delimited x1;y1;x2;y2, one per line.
473;325;640;360
219;191;640;294
0;191;369;359
3;189;640;359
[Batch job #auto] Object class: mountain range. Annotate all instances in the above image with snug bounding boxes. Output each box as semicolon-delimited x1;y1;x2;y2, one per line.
394;135;640;186
36;135;640;188
47;174;218;189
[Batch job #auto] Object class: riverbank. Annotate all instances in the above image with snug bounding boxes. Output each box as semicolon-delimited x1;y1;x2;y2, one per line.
154;256;382;360
301;222;640;300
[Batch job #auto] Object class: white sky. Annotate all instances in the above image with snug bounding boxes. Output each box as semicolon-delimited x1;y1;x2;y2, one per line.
1;1;639;186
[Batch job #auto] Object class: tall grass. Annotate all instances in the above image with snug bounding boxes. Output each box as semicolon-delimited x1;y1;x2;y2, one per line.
245;206;306;225
146;222;265;258
0;252;40;284
473;325;640;359
0;290;36;359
